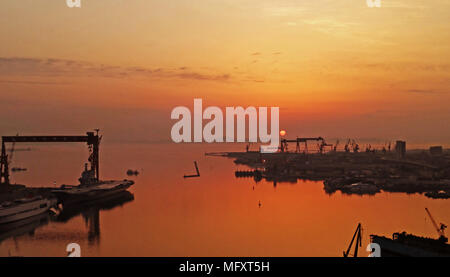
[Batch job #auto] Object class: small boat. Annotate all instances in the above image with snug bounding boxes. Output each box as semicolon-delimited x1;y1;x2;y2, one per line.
0;196;57;225
52;164;134;206
11;167;27;172
126;169;139;176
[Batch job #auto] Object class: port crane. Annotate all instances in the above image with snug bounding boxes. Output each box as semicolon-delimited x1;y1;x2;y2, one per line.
333;139;339;152
351;140;360;153
344;139;360;153
318;140;333;154
425;208;448;243
343;223;363;257
0;131;100;185
280;137;325;153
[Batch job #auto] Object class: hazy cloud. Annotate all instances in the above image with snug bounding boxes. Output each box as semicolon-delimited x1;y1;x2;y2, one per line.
405;89;443;94
354;61;450;73
0;57;232;82
0;80;69;85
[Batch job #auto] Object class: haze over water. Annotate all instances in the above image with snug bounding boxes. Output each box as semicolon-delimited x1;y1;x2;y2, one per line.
0;143;448;257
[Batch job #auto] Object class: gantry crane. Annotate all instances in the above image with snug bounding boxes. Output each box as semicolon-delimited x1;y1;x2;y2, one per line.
425;208;448;243
280;137;325;153
0;131;101;185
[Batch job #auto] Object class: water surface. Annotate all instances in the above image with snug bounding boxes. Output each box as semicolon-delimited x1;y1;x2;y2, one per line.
0;143;449;257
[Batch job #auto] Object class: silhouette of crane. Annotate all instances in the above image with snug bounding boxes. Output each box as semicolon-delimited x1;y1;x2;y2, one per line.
1;131;101;185
425;208;448;243
333;139;339;152
280;137;324;153
343;223;362;257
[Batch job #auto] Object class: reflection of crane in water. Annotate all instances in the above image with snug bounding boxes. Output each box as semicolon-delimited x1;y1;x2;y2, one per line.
343;223;362;257
425;208;448;243
82;209;101;245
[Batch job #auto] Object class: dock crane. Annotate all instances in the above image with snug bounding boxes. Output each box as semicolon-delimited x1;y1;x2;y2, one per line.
425;208;448;243
280;137;324;153
344;139;351;153
318;140;333;154
333;139;339;152
1;131;101;185
343;223;363;257
351;139;360;153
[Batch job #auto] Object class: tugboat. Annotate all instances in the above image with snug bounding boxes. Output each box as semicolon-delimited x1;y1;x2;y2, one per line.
52;163;134;206
0;196;57;224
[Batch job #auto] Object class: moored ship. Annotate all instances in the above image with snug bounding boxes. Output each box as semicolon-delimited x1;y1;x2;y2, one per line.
0;196;57;224
371;232;450;257
52;164;134;206
371;208;449;257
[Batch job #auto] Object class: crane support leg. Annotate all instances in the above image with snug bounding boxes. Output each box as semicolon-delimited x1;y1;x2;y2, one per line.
0;142;9;185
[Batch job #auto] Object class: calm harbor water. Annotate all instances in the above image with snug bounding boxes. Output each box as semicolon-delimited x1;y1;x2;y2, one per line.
0;142;449;257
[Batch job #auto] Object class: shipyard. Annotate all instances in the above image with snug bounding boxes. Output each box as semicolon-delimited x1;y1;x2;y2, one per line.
3;0;450;270
1;128;449;257
207;134;450;257
207;136;450;199
0;130;135;243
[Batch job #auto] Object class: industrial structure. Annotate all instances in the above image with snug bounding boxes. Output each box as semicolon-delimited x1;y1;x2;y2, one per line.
0;131;101;185
343;223;363;257
425;208;448;243
280;137;326;153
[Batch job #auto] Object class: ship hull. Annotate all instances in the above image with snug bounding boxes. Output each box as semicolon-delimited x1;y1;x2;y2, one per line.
371;235;450;257
0;198;56;225
52;180;134;206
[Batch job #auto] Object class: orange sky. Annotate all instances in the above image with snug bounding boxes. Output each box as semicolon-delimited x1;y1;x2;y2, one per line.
0;0;449;145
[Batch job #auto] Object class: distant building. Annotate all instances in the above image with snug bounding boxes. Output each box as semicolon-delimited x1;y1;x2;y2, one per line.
429;146;443;156
395;140;406;159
